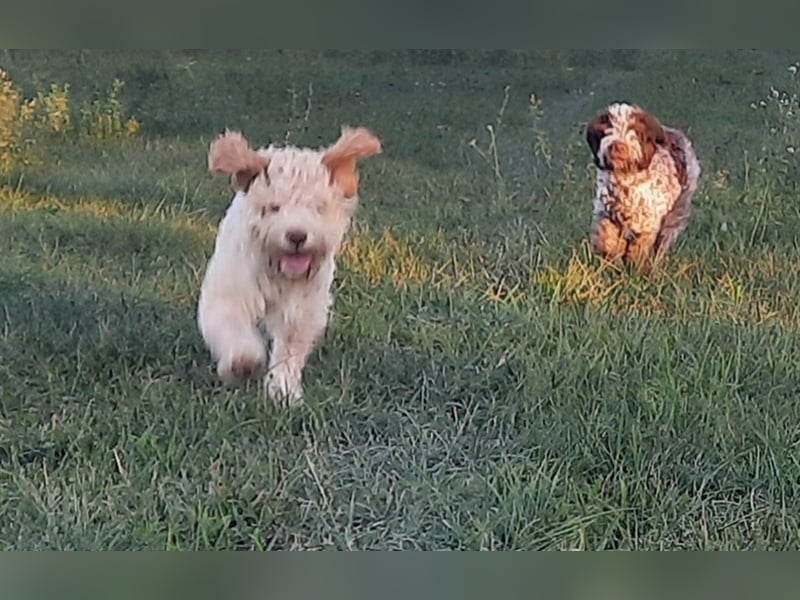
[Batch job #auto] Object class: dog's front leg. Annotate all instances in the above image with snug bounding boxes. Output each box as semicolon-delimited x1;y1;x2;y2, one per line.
265;316;327;407
590;215;627;262
624;230;658;269
198;295;267;382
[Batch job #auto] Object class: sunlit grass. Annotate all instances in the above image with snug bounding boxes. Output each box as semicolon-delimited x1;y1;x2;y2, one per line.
340;228;488;292
0;186;216;240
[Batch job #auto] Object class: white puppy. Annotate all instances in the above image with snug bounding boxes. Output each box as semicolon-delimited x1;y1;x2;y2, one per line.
198;127;381;405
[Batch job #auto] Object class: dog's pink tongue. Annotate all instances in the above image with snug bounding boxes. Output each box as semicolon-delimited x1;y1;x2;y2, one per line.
282;253;312;275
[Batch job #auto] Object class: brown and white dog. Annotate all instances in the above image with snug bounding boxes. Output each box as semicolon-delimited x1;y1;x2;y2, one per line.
585;102;700;266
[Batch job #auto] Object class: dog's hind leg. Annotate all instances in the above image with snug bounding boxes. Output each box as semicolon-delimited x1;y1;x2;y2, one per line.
653;186;694;263
655;128;699;263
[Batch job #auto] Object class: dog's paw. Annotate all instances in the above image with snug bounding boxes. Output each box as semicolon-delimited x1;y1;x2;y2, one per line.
218;351;266;382
265;365;304;407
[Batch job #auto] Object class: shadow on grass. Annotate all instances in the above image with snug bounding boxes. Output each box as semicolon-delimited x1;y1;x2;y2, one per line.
0;268;210;403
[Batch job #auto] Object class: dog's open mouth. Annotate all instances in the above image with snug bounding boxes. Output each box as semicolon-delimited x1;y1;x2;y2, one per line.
280;252;312;276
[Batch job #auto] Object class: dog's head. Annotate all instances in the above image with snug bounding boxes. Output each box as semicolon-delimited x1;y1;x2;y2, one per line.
585;102;665;173
208;127;381;280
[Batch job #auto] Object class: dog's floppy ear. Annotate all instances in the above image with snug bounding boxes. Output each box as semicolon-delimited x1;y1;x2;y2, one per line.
632;108;666;169
208;129;270;192
322;126;382;198
585;112;610;164
638;110;666;145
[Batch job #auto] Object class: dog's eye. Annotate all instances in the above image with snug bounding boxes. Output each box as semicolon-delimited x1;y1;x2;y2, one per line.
259;205;281;218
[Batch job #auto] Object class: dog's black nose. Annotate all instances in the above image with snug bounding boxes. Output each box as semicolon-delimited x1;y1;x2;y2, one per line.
286;230;307;246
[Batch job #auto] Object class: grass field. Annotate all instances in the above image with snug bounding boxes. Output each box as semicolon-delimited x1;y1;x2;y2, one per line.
2;50;800;550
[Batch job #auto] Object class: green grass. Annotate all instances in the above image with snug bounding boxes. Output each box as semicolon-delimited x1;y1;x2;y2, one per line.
2;50;800;549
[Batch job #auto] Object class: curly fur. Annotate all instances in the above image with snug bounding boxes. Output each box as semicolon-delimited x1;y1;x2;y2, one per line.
585;102;700;265
197;126;381;405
